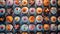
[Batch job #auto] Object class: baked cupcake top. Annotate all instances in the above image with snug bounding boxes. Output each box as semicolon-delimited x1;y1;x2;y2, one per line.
22;7;28;14
44;24;49;30
0;17;4;22
22;0;28;6
43;0;50;6
44;7;49;14
14;0;21;6
6;16;13;23
58;0;60;6
29;0;35;6
6;24;13;31
51;16;57;23
0;0;5;6
36;7;42;14
29;16;35;23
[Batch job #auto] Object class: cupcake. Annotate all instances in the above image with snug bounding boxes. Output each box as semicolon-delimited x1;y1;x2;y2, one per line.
37;32;42;34
44;7;49;14
58;24;60;30
50;7;57;14
7;8;13;15
0;24;5;31
14;24;20;30
58;0;60;6
36;15;43;23
0;18;4;22
6;24;13;31
6;16;13;23
22;7;28;14
50;24;57;31
0;8;5;15
44;16;49;22
43;0;50;6
14;16;20;22
36;0;43;6
6;0;13;6
51;16;57;23
22;32;28;34
29;16;35;23
58;16;60;22
36;24;43;31
21;24;28;31
14;7;21;15
29;0;35;6
22;0;28;6
14;0;21;6
0;0;5;6
44;24;49;30
29;24;35;31
36;7;42;14
51;0;56;6
22;16;28;23
29;8;35;14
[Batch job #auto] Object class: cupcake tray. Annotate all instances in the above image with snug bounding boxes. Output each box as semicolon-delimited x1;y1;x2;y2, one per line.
0;0;60;34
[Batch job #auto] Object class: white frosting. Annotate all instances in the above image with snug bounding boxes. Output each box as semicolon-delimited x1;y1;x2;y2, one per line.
29;8;35;14
22;16;28;22
50;7;57;14
6;0;13;6
14;7;21;14
36;0;43;6
36;15;43;23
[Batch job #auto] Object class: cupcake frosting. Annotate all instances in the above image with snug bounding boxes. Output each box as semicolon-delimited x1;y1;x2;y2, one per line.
36;0;43;6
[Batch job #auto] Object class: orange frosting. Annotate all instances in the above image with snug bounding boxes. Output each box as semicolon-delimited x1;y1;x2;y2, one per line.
29;16;35;23
44;24;49;30
6;16;13;23
44;0;50;6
